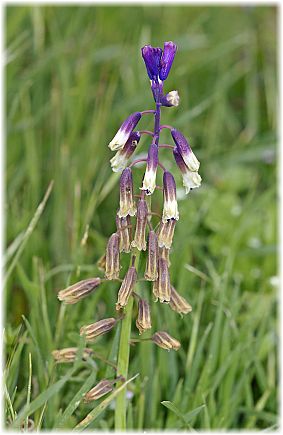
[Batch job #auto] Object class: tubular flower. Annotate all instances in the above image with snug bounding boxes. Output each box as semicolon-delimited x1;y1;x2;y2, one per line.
131;198;148;251
116;215;132;253
173;147;201;194
159;41;177;81
169;285;192;315
136;298;152;335
141;45;162;81
153;258;171;303
52;348;93;363
58;278;101;305
161;90;180;107
152;331;181;351
162;171;179;222
84;380;113;402
157;218;176;249
141;143;158;195
118;168;137;218
110;131;140;172
109;112;141;151
105;233;120;280
116;266;137;310
144;230;159;281
159;246;171;267
80;318;117;342
171;128;200;172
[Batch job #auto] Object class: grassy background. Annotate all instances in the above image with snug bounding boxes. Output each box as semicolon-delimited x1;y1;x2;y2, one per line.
5;5;278;430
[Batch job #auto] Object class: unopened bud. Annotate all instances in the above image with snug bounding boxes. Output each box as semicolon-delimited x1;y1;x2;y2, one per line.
105;233;120;280
58;278;101;305
84;379;113;402
118;168;136;218
169;285;192;315
116;215;132;253
131;199;148;251
153;258;171;303
80;318;116;342
136;298;152;334
52;347;93;363
116;266;137;310
144;230;159;281
152;331;181;351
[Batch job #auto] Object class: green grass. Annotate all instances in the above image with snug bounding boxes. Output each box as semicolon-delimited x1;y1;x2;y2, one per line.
5;5;278;430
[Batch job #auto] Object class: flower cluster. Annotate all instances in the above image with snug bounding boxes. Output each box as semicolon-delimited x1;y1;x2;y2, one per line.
55;41;200;402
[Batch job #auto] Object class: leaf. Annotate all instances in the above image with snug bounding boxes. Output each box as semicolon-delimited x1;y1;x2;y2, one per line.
161;401;205;427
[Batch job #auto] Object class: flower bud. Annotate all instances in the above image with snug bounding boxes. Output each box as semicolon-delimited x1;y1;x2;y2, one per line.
58;278;101;305
144;230;159;281
153;258;171;303
171;129;200;172
116;215;132;253
116;266;137;310
161;90;180;107
105;233;120;280
136;298;152;334
52;347;93;363
152;331;181;351
84;379;113;402
159;41;177;81
173;147;201;193
80;318;116;342
109;112;141;151
131;198;148;251
158;219;176;249
141;45;162;80
159;246;171;267
118;168;137;218
162;171;179;223
140;143;158;195
169;285;192;315
110;132;140;172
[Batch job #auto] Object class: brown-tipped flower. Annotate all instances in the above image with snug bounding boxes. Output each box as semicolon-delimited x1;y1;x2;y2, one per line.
80;318;116;342
159;246;171;267
144;230;159;281
153;258;171;303
152;331;181;351
158;219;176;249
52;347;93;363
116;266;137;310
169;285;192;315
58;278;101;305
116;215;132;253
131;198;148;251
84;379;113;402
118;168;136;218
105;233;120;280
136;298;152;334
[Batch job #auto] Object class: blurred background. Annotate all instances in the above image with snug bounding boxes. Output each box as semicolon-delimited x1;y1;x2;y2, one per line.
5;5;278;430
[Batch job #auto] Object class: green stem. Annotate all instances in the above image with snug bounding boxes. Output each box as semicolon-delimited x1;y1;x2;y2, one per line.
115;250;140;430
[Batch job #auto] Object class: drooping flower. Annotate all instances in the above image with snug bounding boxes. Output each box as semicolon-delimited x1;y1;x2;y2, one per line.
80;318;117;342
157;219;176;249
141;143;158;195
52;348;93;363
159;41;177;81
162;171;179;222
169;285;192;315
109;112;141;151
171;128;200;172
136;298;152;334
116;266;137;310
144;230;159;281
161;90;180;107
116;215;132;253
152;331;181;351
153;258;171;303
58;278;101;304
105;233;120;280
173;146;201;194
118;168;137;218
84;380;113;402
110;132;140;172
131;198;148;251
159;246;171;267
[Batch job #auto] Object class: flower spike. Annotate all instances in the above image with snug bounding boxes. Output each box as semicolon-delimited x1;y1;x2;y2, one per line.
109;112;141;151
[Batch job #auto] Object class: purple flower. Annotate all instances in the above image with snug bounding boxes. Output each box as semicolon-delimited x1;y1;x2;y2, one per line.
141;45;162;81
118;168;137;218
131;198;148;251
140;143;158;195
171;129;200;171
110;131;140;172
162;171;179;222
159;41;177;81
109;112;141;151
173;147;201;194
